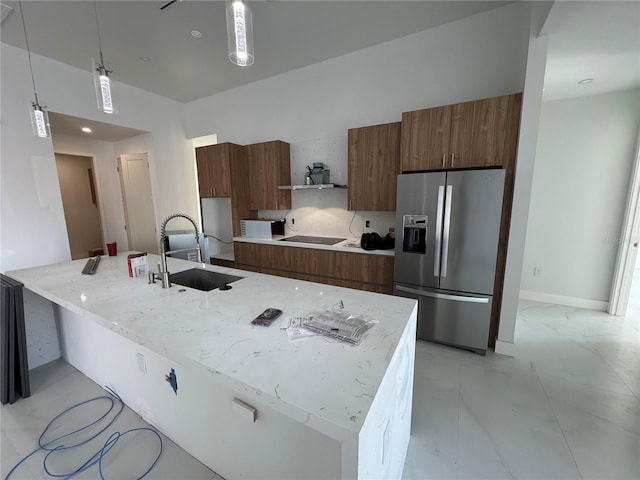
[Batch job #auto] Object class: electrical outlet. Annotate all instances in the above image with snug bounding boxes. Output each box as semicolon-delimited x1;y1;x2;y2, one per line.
137;353;147;374
533;267;544;277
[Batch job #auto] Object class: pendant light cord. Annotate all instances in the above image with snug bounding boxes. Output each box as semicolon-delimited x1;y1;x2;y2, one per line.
93;0;105;65
17;0;39;104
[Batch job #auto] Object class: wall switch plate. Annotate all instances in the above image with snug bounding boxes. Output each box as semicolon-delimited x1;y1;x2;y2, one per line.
365;220;370;228
533;267;544;277
232;398;257;423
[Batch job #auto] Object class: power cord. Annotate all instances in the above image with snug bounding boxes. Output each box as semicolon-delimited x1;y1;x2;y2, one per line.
5;386;163;480
204;234;233;245
348;210;358;237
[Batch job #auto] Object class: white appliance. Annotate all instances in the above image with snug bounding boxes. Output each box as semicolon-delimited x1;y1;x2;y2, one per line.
240;219;285;239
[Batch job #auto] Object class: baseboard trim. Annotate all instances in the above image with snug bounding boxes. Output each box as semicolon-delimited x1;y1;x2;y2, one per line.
519;290;609;311
494;340;516;357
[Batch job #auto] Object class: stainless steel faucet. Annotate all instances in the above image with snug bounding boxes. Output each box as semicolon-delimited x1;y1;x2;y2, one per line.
151;213;202;288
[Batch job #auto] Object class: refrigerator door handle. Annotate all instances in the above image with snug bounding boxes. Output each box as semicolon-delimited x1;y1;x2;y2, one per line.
434;186;445;276
441;185;453;277
396;285;490;304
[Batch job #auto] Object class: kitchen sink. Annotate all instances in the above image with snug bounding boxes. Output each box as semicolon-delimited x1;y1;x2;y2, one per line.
169;268;244;292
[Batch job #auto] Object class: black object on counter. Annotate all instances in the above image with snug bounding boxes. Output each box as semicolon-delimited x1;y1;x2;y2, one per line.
380;232;395;250
361;232;382;250
1;274;30;404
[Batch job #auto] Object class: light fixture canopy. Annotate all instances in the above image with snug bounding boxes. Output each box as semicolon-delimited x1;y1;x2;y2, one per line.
226;0;254;66
92;1;115;114
18;0;50;138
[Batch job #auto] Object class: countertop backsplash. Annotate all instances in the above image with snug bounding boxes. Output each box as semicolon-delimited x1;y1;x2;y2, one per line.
260;207;395;240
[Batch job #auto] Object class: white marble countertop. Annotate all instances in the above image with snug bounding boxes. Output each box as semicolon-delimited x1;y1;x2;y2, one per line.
7;254;415;440
234;235;395;257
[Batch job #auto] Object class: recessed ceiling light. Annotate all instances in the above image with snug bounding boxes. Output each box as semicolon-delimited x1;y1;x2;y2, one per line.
82;127;92;133
139;56;151;63
577;78;594;85
191;30;202;38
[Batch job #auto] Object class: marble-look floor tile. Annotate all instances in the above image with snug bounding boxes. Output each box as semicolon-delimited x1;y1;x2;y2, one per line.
538;374;640;479
456;361;581;480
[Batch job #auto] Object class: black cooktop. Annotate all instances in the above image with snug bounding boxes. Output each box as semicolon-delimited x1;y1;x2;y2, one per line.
279;235;346;245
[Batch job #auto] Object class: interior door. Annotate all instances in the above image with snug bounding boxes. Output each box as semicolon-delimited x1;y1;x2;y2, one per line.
118;154;158;254
439;169;505;294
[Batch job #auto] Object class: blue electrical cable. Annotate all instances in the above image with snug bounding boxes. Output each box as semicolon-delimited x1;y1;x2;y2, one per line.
4;386;163;480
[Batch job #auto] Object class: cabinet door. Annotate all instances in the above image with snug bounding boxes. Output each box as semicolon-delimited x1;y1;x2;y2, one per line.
195;144;232;198
195;147;213;198
452;94;522;168
247;141;291;210
348;122;400;211
401;106;452;172
228;145;255;237
207;144;232;197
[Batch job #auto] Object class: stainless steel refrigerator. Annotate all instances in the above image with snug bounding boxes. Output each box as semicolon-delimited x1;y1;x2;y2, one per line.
393;169;505;354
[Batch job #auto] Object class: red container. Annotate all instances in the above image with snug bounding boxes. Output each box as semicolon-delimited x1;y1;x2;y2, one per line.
106;242;117;256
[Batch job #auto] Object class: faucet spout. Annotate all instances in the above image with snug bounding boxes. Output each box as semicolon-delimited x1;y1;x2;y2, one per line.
159;213;202;288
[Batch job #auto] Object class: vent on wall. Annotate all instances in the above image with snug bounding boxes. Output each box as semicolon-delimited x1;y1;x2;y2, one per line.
1;3;13;24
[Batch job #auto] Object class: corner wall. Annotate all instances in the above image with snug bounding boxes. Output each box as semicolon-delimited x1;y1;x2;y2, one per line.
520;89;640;308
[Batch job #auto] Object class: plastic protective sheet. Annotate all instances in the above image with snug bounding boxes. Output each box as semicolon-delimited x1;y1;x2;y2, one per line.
286;310;376;345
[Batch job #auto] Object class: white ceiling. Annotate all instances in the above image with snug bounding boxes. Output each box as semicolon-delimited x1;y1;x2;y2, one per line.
0;0;510;103
541;0;640;101
2;1;638;140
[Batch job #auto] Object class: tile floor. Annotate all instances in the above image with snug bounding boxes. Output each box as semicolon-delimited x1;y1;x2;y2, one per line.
2;271;639;479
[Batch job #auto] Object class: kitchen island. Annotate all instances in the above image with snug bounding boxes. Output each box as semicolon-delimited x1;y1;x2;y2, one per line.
7;253;417;479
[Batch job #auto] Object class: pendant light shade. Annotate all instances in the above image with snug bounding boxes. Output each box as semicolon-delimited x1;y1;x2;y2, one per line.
18;0;50;138
226;0;254;66
30;99;51;138
92;1;115;114
92;57;114;114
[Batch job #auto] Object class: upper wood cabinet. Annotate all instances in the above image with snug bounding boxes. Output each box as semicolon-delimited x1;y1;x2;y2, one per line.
227;144;256;237
348;122;401;211
401;93;522;171
247;140;292;210
195;143;234;198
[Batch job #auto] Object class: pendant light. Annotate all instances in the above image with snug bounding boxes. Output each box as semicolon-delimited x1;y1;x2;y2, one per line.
18;0;50;138
226;0;254;66
92;0;115;114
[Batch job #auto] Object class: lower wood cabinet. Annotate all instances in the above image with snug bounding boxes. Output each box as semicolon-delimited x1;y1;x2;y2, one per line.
234;242;394;294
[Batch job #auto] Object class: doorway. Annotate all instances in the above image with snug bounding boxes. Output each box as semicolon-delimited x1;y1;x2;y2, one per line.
118;153;158;254
55;153;104;259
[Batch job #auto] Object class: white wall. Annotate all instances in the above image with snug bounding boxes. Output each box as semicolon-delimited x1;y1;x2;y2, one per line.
520;89;640;307
0;43;196;273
